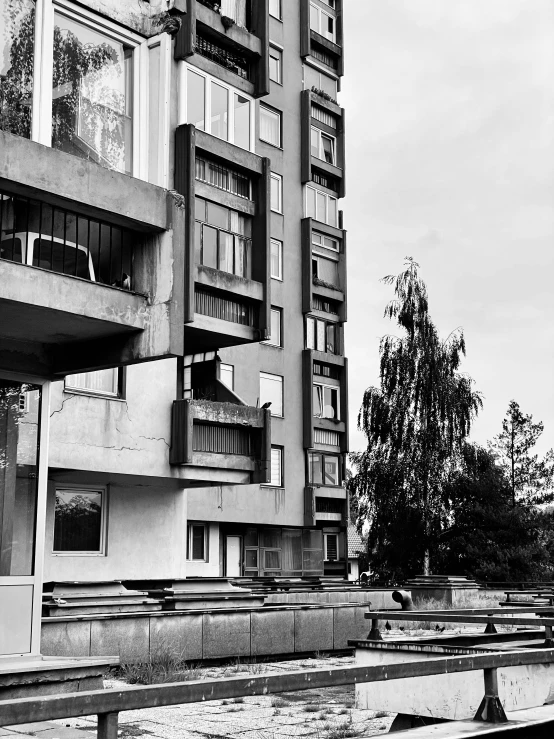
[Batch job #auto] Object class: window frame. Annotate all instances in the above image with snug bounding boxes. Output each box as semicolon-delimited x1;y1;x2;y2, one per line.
260;371;284;417
52;484;108;556
263;307;283;348
306;315;338;354
64;368;125;400
269;45;283;84
305;185;338;227
263;445;284;487
270;172;283;213
259;104;282;148
313;380;340;420
310;126;337;165
180;63;255;152
268;0;282;20
309;2;337;44
270;238;283;280
219;362;234;391
323;532;339;561
194;197;253;278
187;522;209;561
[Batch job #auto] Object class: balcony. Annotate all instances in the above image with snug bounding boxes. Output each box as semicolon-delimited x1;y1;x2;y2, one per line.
175;124;271;351
301;218;347;322
300;0;344;77
304;485;347;527
301;90;345;198
173;0;269;97
170;399;271;485
0;132;185;378
302;350;348;452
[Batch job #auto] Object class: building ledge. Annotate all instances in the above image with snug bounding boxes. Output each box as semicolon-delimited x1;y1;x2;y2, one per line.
196;3;262;56
196;266;264;301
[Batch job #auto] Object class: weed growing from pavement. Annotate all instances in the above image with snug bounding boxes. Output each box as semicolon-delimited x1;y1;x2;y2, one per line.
118;641;203;685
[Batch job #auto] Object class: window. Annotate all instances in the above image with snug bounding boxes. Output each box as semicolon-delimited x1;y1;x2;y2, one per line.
305;185;338;227
309;2;336;43
312;252;339;288
265;446;283;487
195;196;252;278
184;67;253;151
270;238;283;280
260;372;283;417
306;316;338;354
313;382;339;419
219;363;234;390
269;46;282;84
312;231;339;253
310;127;336;165
324;532;339;561
271;173;283;213
263;308;282;347
187;523;208;561
65;369;122;398
260;105;281;147
196;157;252;199
0;3;149;176
269;0;282;20
303;65;338;100
53;487;106;555
309;452;341;486
52;12;134;174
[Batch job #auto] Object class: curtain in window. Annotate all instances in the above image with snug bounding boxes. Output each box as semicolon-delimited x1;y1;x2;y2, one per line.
260;108;279;146
282;529;302;573
65;369;118;395
221;0;247;26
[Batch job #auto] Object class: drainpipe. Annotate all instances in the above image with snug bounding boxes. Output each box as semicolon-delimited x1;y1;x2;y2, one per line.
392;590;413;611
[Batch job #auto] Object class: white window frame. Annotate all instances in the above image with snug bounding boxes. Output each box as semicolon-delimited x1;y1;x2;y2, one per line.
263;446;283;487
270;238;283;280
187;522;209;561
146;34;172;187
27;1;150;179
312;231;339;253
259;104;282;147
263;307;282;347
269;0;282;19
309;2;337;43
271;172;283;213
269;45;282;84
260;372;284;417
64;368;122;399
323;532;339;561
313;381;340;420
179;63;255;152
52;484;107;556
219;363;234;391
310;126;336;165
306;315;337;353
305;185;338;226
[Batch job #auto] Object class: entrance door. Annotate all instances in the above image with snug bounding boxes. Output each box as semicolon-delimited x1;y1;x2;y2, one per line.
226;536;242;577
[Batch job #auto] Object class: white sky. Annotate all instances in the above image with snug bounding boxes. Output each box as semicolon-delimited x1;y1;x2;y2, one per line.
342;0;554;455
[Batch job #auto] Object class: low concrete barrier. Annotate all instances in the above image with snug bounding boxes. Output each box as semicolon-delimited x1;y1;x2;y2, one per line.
41;603;370;663
263;589;395;607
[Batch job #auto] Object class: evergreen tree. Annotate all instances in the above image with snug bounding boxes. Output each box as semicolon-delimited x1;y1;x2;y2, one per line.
488;400;554;506
348;258;482;579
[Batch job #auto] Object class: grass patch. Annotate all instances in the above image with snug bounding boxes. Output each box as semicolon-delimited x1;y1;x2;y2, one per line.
304;703;322;713
323;721;360;739
271;697;290;708
118;643;203;685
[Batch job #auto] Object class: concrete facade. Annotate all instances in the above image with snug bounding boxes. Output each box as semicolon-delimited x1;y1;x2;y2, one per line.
0;0;349;644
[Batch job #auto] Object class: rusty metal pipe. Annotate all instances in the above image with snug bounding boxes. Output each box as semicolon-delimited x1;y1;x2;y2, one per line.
392;590;414;610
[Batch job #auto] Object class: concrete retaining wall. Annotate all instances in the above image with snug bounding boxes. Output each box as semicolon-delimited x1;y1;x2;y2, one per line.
263;590;396;608
41;604;371;663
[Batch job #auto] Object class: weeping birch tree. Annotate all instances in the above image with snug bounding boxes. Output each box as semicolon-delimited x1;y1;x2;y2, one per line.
348;258;483;580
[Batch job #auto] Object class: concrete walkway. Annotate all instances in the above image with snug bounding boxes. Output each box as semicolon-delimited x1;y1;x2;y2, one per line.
2;656;394;739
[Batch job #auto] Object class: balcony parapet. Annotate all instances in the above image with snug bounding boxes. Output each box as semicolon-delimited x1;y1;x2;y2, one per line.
170;399;271;484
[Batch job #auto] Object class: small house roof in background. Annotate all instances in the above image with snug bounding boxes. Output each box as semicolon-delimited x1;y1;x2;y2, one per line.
347;523;364;558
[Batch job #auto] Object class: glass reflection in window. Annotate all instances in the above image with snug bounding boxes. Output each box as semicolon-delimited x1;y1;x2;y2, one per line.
0;0;35;139
52;14;133;174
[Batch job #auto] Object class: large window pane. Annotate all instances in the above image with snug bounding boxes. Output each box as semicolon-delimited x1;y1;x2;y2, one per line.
270;447;282;487
260;372;283;416
0;380;40;575
202;225;218;268
260;105;281;146
52;14;133;173
53;489;103;553
210;81;228;140
65;369;119;396
270;239;282;280
306;186;316;219
0;0;35;138
269;0;281;19
234;93;250;150
219;231;234;273
148;43;161;182
187;70;205;130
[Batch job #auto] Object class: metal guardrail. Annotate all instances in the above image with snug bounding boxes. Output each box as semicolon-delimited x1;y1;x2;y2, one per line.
2;649;554;736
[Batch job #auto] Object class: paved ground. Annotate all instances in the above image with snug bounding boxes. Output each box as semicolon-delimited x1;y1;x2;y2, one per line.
2;656;395;739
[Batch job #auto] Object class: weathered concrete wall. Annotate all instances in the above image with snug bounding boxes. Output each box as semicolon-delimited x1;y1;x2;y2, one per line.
264;590;396;609
41;604;370;662
43;482;187;582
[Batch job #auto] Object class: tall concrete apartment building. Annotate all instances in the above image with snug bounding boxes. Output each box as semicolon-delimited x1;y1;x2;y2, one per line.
0;0;347;661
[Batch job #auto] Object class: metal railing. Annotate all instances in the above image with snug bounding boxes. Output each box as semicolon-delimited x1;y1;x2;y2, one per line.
196;32;249;80
0;190;134;289
195;288;254;326
2;649;554;735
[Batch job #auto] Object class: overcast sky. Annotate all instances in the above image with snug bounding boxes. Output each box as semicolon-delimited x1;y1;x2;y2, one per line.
341;0;554;456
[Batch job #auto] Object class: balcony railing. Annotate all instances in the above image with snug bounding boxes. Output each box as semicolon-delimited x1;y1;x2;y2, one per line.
195;288;255;326
0;189;134;289
196;32;250;80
